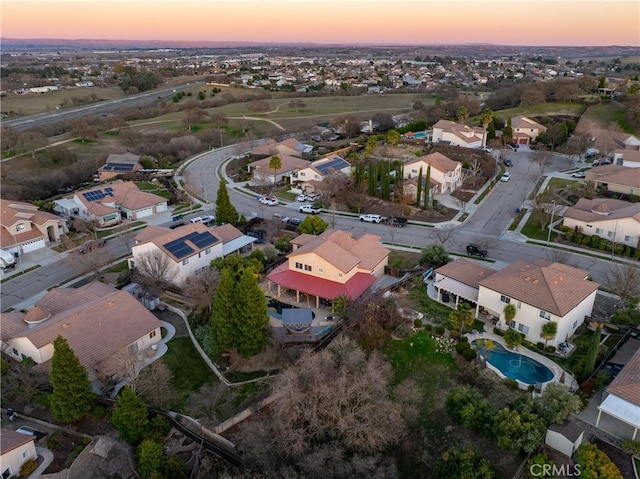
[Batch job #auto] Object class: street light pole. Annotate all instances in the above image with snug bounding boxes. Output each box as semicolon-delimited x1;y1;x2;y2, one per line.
547;200;556;246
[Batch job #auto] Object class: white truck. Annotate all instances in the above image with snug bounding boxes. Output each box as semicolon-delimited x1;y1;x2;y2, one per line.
0;249;16;269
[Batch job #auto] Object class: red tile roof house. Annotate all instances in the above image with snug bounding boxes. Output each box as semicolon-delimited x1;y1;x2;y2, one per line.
266;229;389;309
431;119;487;149
511;115;547;145
246;154;310;185
0;429;37;478
596;344;640;440
585;164;640;196
53;180;168;227
402;152;463;194
0;199;69;255
434;258;600;348
130;223;256;287
0;281;162;392
249;138;313;158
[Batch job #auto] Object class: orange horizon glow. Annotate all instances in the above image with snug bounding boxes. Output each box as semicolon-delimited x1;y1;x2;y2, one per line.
2;1;639;46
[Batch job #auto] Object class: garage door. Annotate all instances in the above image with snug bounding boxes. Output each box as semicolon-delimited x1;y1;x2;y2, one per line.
136;207;154;219
23;238;46;253
156;203;168;213
518;138;528;144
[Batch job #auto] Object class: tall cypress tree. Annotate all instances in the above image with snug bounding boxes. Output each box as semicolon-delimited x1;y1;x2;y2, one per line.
211;268;237;354
423;165;431;209
215;179;239;226
111;386;149;445
368;160;376;196
416;166;423;206
233;268;270;357
50;335;95;423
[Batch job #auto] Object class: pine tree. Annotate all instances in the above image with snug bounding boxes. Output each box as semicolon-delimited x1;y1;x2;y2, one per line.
50;335;95;423
211;268;237;354
487;122;496;140
423;165;431;209
368;160;376;196
503;117;513;145
584;326;602;376
233;268;270;357
416;166;423;206
111;386;149;445
215;179;239;226
137;439;164;479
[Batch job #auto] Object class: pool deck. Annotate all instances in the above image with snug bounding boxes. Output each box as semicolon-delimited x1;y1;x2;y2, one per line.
466;331;577;392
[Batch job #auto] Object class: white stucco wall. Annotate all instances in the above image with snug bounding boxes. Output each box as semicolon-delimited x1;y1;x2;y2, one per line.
0;438;37;477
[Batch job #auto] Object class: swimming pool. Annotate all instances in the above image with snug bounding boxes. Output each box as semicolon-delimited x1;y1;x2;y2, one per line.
471;340;554;385
412;131;428;139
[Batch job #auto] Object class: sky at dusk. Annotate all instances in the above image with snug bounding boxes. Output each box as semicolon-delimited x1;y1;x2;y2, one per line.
2;0;639;46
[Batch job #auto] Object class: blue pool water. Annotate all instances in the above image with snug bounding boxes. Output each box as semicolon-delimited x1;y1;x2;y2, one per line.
412;131;428;139
471;340;554;385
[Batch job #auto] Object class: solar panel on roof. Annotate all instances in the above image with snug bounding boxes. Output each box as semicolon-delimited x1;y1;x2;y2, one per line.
315;157;349;175
82;190;106;202
163;239;195;259
190;232;218;248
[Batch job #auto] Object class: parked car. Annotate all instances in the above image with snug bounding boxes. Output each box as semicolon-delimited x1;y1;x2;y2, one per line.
592;158;612;167
386;216;408;228
503;158;513;167
509;142;519;149
359;214;386;223
259;196;278;206
500;172;512;182
466;243;488;258
190;215;215;224
296;194;309;202
571;171;586;178
299;204;321;214
79;239;106;254
16;427;46;440
307;193;322;201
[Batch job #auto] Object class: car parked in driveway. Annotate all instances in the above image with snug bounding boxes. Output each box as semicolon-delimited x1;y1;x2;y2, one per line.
571;171;586;178
500;172;512;182
299;204;321;214
296;194;309;202
359;214;386;223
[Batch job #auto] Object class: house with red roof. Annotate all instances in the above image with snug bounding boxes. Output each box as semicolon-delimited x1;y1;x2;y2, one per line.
0;199;69;255
266;229;389;308
247;154;310;185
585;164;640;196
0;281;162;388
511;115;547;145
432;119;487;149
402;152;463;194
0;429;37;478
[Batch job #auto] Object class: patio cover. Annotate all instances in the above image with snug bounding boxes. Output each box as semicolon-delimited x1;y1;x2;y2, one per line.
436;277;479;303
222;235;256;256
267;263;376;300
597;394;640;438
281;308;313;325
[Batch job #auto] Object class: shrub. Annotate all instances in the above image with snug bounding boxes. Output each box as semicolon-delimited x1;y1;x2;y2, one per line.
493;327;504;336
545;345;556;353
435;325;445;336
424;323;433;332
449;329;460;340
459;335;469;343
456;341;471;354
527;385;535;393
20;458;38;477
581;235;592;246
91;405;108;420
536;342;545;350
414;318;423;328
576;443;623;479
622;439;640;457
462;348;477;361
503;378;519;390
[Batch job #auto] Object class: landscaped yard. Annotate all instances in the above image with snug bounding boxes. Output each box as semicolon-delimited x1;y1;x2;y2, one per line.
387;249;421;270
136;181;174;200
384;331;456;383
407;279;455;325
521;215;557;242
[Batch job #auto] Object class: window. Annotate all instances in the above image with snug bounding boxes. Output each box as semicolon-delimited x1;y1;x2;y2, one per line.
573;320;578;329
300;172;305;177
624;235;631;242
22;450;30;459
318;267;323;273
338;273;343;278
304;265;312;272
518;324;529;334
198;252;201;258
539;310;551;320
12;348;18;356
182;258;189;266
509;322;516;329
295;262;303;270
16;223;25;232
205;248;211;254
516;301;522;309
500;295;511;304
596;228;604;235
150;330;157;339
607;231;614;238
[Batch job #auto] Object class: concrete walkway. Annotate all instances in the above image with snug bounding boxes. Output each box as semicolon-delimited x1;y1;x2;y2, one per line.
27;446;54;479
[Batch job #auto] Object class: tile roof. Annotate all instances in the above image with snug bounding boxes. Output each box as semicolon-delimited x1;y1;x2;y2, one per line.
435;258;498;287
211;223;244;243
615;148;640;164
564;198;640;224
405;152;461;174
477;259;599;316
9;281;161;371
432;119;485;144
247;154;310;175
0;199;66;248
607;346;640;406
512;115;546;131
586;165;640;189
73;180;166;213
0;429;35;455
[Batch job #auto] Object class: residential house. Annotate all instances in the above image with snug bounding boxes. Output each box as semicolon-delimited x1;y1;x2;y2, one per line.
434;258;599;347
0;429;37;478
291;155;351;193
54;180;168;227
0;281;162;387
96;152;142;181
249;138;313;158
402;152;463;194
511;115;547;145
431;119;487;149
0;199;68;255
585;165;640;196
562;198;640;248
613;148;640;168
247;154;310;185
266;229;389;308
130;223;256;286
596;341;640;440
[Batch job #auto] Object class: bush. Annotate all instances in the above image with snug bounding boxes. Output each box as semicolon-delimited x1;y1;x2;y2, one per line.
449;329;460;340
462;348;477;361
20;458;38;477
503;378;519;390
456;341;471;354
622;439;640;457
493;327;504;336
459;335;469;342
414;318;423;328
435;325;445;336
424;323;433;332
536;342;545;350
545;345;556;353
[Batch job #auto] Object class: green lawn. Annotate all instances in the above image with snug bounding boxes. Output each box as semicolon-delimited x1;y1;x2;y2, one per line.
408;281;455;325
136;181;174;200
384;331;456;383
545;177;577;192
388;250;421;270
509;208;527;231
492;102;587;121
161;336;218;407
520;216;557;242
105;260;129;274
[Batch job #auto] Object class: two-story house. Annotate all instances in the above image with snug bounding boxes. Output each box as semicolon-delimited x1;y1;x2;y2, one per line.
0;199;68;255
130;223;255;286
54;180;168;227
247;155;310;185
562;198;640;248
1;429;37;479
291;155;351;194
402;152;463;194
0;281;162;390
431;119;487;149
511;115;547;145
266;229;389;308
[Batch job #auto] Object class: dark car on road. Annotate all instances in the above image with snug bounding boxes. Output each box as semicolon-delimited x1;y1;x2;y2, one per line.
466;243;488;258
503;158;513;167
386;216;408;228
